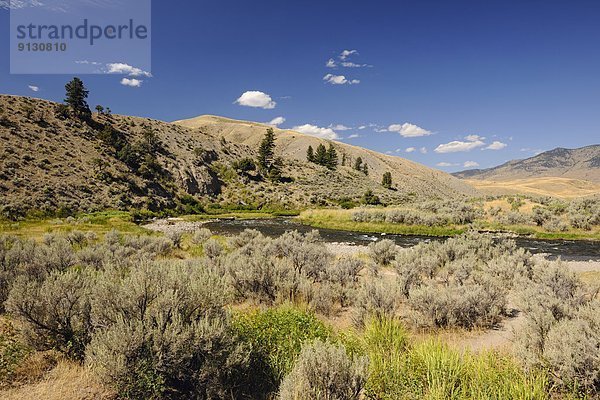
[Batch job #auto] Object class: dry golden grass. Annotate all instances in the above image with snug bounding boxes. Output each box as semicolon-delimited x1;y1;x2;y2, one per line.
0;361;113;400
466;177;600;198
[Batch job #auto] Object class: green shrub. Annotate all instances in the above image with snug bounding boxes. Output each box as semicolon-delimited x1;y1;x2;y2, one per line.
232;305;332;392
279;340;368;400
0;318;32;385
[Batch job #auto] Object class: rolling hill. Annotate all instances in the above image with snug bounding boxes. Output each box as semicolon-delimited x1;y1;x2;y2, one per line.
0;94;477;218
453;145;600;182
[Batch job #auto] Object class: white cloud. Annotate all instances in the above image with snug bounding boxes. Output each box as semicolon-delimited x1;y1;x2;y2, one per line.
465;134;485;142
341;61;369;68
358;125;366;130
28;85;39;92
292;124;339;140
76;60;102;66
435;139;485;153
485;141;507;150
436;162;458;167
405;147;416;153
387;123;432;137
340;50;358;60
329;124;352;131
235;91;277;109
463;161;480;168
326;59;337;68
420;147;428;154
120;78;143;87
107;63;152;77
347;134;360;139
267;116;286;126
323;74;360;85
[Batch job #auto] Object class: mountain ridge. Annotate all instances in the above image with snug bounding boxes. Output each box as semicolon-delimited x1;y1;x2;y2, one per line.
453;145;600;183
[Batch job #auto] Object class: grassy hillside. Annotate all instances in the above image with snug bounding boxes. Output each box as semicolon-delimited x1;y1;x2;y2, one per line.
0;95;477;219
453;145;600;183
465;177;600;198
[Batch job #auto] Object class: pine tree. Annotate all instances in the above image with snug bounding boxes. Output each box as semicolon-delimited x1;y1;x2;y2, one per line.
315;144;327;165
325;144;338;170
362;163;369;176
341;153;347;167
382;171;392;189
354;157;363;171
258;128;276;171
64;77;91;119
306;145;315;162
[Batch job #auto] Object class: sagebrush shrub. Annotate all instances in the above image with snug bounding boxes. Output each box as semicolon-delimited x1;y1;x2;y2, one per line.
6;269;93;359
278;340;368;400
87;315;252;399
202;238;224;259
191;228;212;245
354;278;398;327
368;239;397;266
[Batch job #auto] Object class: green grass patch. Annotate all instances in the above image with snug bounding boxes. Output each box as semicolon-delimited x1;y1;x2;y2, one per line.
362;318;551;399
298;209;600;240
0;210;149;239
298;210;465;237
232;304;332;388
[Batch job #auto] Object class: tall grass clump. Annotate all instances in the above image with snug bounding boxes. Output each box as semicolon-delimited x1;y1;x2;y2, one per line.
362;318;550;399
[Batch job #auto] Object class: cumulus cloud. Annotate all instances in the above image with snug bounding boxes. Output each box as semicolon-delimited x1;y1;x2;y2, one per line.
329;124;352;131
326;50;371;68
465;134;485;142
435;139;485;153
292;124;339;140
323;74;360;85
267;116;286;126
235;91;277;109
463;161;480;168
387;123;432;137
120;78;143;87
485;141;507;150
28;85;39;92
405;147;416;153
107;63;152;77
436;162;458;167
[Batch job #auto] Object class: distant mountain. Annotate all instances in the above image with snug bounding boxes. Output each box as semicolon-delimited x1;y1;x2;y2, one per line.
0;95;476;217
453;145;600;183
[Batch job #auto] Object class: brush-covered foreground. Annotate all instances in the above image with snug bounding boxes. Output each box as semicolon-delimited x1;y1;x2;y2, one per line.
1;227;599;399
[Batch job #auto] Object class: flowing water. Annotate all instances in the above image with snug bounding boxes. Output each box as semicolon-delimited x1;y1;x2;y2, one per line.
203;218;600;261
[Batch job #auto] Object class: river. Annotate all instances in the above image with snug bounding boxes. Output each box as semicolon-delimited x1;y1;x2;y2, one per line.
201;218;600;261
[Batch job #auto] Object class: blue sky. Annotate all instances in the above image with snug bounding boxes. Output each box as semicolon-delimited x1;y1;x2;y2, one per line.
1;0;599;172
